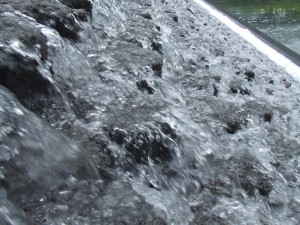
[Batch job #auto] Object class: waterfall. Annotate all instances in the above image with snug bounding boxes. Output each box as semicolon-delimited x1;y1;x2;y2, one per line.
0;0;300;224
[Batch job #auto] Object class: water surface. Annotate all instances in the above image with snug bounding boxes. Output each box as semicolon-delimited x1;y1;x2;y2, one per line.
210;0;300;55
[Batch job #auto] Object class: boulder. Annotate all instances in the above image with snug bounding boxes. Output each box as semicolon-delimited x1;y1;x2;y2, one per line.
0;87;98;206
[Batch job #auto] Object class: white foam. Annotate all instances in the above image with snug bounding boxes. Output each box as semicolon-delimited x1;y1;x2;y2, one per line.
193;0;300;79
9;40;36;59
14;10;36;22
13;108;24;116
41;27;61;48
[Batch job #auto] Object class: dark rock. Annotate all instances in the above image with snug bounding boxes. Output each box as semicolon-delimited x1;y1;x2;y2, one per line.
52;18;80;40
200;56;209;62
20;0;87;40
225;155;273;198
263;112;273;122
0;12;49;61
197;84;204;90
141;12;152;20
146;179;161;190
241;175;272;197
152;62;163;77
265;88;274;95
270;161;281;168
191;193;229;225
89;133;109;148
124;126;151;164
159;122;177;139
120;125;175;164
124;38;143;48
284;173;297;183
183;59;198;73
239;86;251;95
103;37;163;77
74;97;95;116
225;121;241;134
213;84;218;97
22;35;49;62
214;49;224;57
151;40;163;54
95;182;167;225
173;16;179;22
243;101;274;124
97;166;117;181
95;147;116;168
179;32;186;38
58;0;93;14
230;87;238;94
229;83;251;95
0;88;98;207
210;178;232;197
244;70;255;82
94;61;110;72
282;79;291;88
137;80;155;94
67;93;95;118
83;132;116;173
150;138;173;164
240;178;256;196
213;76;221;83
0;51;66;119
257;177;273;197
109;128;127;144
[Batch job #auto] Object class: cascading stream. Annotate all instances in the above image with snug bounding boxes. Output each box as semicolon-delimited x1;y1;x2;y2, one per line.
0;0;300;224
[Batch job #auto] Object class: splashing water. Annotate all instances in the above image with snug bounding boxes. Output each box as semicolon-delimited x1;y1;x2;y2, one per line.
0;0;300;224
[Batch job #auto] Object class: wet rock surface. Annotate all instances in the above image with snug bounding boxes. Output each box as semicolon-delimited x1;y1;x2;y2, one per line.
1;0;300;224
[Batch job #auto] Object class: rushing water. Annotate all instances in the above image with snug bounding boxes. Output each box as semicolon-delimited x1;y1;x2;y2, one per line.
1;0;300;224
209;0;300;55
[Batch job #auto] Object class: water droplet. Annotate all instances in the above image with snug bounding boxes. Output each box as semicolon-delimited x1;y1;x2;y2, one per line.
40;196;46;202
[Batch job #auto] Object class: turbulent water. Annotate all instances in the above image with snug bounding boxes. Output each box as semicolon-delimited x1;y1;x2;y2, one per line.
1;0;300;224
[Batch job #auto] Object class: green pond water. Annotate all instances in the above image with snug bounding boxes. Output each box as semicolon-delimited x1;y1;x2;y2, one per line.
209;0;300;55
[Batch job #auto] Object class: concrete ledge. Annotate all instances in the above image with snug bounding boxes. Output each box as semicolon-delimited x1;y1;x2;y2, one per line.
195;0;300;76
194;0;300;80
